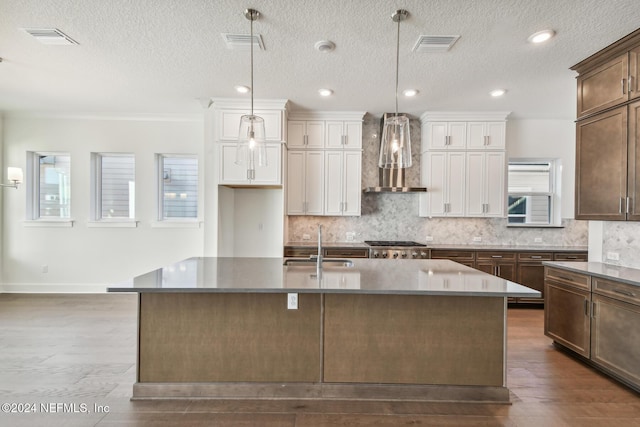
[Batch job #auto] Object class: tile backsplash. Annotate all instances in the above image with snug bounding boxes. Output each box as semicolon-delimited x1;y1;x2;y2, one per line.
601;222;640;268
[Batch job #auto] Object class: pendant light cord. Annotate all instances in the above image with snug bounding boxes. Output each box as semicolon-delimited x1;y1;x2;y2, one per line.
250;14;254;116
394;16;400;117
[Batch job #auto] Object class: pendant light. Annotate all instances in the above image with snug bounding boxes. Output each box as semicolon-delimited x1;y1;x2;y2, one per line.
379;9;412;169
236;8;267;179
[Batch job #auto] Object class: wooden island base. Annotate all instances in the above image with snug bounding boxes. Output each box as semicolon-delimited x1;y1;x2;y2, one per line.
133;292;509;403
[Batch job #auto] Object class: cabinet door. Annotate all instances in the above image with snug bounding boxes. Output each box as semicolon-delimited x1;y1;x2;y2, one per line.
287;151;306;214
575;106;627;220
484;152;505;217
544;280;591;357
221;110;283;141
287;121;306;148
220;143;249;183
252;144;281;185
486;122;506;149
306;121;325;148
517;263;545;295
466;122;486;149
446;152;466;216
324;151;343;215
577;54;629;118
591;294;640;387
475;262;494;275
630;46;640;101
465;152;485;216
426;122;448;149
326;121;345;149
305;151;325;215
344;122;363;149
342;151;361;216
420;152;447;216
628;100;640;220
448;122;467;149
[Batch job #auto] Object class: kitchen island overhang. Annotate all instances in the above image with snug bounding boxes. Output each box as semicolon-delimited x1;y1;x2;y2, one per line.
108;258;540;403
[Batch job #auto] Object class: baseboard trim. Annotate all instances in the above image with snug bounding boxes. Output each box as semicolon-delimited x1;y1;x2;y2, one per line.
0;283;109;293
132;382;511;403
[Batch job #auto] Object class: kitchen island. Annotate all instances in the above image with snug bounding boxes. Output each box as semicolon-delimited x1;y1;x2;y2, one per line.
108;257;540;402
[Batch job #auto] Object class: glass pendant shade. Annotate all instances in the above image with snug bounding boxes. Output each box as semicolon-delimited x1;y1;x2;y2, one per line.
379;114;412;168
236;114;267;169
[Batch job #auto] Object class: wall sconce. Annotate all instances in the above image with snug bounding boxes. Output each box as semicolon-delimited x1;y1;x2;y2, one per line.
1;167;23;189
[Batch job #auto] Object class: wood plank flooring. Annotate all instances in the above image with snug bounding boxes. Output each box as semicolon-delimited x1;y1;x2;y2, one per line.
0;293;638;426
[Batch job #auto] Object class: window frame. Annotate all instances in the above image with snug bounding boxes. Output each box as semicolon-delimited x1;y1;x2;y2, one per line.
89;152;136;225
507;158;562;228
26;151;73;223
155;154;200;223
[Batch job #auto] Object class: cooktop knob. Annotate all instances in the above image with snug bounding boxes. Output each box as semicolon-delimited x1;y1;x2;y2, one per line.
412;252;418;258
401;252;408;258
373;251;380;258
393;252;399;258
382;252;388;258
421;252;428;258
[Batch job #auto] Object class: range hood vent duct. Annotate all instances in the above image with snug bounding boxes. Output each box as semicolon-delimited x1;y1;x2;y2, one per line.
363;113;427;193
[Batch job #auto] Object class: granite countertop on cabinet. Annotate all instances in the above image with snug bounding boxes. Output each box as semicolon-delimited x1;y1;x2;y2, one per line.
108;257;540;298
543;261;640;289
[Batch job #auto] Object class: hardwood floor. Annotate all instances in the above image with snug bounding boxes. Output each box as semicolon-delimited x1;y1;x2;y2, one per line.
0;293;638;426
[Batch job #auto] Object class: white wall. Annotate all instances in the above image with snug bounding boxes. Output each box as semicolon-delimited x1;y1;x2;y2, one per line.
1;114;206;291
506;119;576;219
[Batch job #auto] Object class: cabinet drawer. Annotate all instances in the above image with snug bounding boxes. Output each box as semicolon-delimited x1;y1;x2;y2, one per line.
284;247;317;258
324;248;369;258
593;277;640;305
476;251;516;261
545;267;591;291
430;250;475;261
518;252;553;262
553;252;588;261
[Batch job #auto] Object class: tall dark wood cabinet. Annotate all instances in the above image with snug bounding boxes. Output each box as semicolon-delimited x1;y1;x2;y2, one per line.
572;29;640;220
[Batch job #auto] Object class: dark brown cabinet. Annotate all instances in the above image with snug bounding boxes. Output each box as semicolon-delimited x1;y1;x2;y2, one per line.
516;252;553;302
475;251;516;281
573;29;640;221
544;267;592;357
430;249;475;268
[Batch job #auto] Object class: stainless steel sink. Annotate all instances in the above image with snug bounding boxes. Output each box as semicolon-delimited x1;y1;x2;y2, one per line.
283;259;354;267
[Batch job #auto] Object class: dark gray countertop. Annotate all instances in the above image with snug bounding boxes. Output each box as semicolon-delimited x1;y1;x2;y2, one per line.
108;257;540;297
543;261;640;288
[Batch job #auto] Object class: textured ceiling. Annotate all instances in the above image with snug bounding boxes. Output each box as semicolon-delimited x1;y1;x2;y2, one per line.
1;0;640;119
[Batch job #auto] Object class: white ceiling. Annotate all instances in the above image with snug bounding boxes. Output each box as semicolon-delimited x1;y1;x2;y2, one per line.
1;0;640;119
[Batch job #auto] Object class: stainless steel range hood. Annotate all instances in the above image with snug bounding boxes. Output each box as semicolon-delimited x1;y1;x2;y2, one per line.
363;113;427;193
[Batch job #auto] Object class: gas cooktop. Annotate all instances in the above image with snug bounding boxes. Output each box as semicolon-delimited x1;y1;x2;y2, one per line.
364;241;427;247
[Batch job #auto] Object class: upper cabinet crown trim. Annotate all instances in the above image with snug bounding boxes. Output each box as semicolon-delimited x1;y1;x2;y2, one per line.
571;28;640;75
420;111;510;123
288;111;366;121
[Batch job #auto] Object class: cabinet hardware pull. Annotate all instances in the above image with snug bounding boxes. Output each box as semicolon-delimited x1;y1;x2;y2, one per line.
613;289;635;297
622;78;627;95
531;256;542;259
592;301;596;318
627;197;631;214
491;255;503;258
566;256;578;259
620;197;624;214
304;134;308;145
629;76;634;93
557;275;573;282
584;299;589;316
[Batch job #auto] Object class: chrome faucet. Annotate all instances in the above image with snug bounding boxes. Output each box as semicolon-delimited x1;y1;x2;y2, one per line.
316;224;323;264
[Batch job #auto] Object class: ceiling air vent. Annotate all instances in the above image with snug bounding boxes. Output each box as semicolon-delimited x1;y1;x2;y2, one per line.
22;28;78;45
221;33;265;50
412;35;460;53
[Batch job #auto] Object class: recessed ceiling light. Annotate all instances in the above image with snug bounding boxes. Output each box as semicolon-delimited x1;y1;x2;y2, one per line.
318;88;333;97
490;89;507;97
403;89;419;97
234;85;251;94
528;30;555;44
314;40;336;53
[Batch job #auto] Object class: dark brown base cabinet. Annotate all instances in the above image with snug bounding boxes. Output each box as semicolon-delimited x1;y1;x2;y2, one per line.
544;265;640;393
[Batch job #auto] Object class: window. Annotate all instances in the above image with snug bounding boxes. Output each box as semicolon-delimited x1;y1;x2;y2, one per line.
507;159;561;227
157;155;198;220
91;153;135;221
27;152;71;220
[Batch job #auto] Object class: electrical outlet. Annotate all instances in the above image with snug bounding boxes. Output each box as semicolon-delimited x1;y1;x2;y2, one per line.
42;265;48;273
425;236;434;242
346;232;355;242
607;252;620;261
473;237;482;242
534;237;543;243
287;293;298;310
302;234;311;240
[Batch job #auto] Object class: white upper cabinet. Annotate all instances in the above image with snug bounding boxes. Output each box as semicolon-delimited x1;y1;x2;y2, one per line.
325;151;361;216
288;120;325;148
218;109;285;142
424;122;467;150
419;152;466;217
465;151;505;217
326;121;363;149
287;151;324;215
467;122;506;150
219;143;282;185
